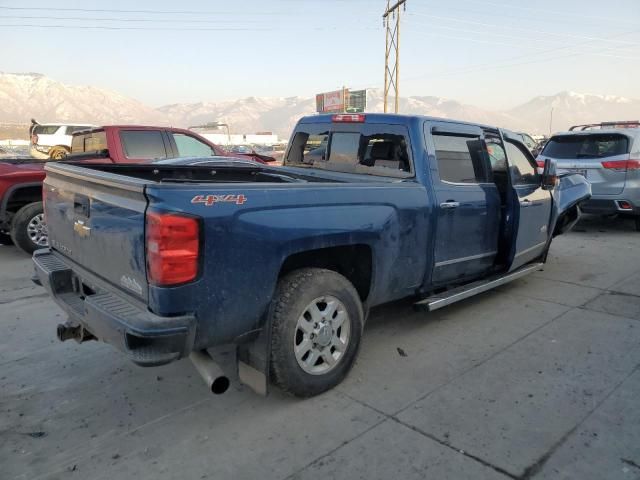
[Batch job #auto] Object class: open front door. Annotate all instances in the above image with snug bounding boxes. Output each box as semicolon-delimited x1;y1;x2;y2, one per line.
503;135;553;271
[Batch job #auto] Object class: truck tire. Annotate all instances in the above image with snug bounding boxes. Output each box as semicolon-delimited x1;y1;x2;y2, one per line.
10;202;47;254
49;146;69;160
270;268;364;397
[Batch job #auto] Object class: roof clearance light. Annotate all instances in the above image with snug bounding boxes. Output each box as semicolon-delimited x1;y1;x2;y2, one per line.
332;114;366;123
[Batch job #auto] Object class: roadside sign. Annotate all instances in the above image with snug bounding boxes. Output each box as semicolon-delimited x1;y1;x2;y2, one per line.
316;88;367;113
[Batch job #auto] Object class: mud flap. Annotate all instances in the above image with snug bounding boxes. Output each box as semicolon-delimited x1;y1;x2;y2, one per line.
236;325;271;396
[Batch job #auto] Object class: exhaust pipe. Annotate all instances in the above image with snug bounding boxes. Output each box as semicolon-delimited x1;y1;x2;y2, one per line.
189;350;230;395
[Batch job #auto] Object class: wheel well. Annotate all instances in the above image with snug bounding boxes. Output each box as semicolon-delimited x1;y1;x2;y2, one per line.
279;245;373;301
5;186;42;214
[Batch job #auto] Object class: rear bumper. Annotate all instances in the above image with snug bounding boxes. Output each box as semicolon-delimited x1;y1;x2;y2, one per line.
33;249;196;366
580;198;639;216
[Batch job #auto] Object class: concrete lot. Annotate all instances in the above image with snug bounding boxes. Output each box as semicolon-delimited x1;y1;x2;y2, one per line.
1;215;639;480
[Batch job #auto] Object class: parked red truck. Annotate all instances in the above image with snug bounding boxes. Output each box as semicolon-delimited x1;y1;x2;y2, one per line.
0;125;271;253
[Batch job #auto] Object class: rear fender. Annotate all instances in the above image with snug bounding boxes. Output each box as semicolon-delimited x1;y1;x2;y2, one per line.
549;173;591;237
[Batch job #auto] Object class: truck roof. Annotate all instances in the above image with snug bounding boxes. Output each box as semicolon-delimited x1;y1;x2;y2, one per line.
298;113;496;130
35;123;95;127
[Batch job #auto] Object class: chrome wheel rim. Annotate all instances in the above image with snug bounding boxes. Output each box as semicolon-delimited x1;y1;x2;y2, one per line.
27;213;48;246
294;295;350;375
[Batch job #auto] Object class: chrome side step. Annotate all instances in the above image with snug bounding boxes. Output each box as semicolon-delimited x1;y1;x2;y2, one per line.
414;262;544;312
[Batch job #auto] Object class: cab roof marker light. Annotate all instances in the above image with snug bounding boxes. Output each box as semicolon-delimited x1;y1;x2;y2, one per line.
332;114;366;123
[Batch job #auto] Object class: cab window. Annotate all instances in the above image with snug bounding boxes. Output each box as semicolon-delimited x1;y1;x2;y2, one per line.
120;130;167;160
433;133;491;183
506;141;538;185
172;133;215;157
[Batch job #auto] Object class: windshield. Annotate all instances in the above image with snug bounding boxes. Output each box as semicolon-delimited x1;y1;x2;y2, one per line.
542;133;629;159
284;122;413;178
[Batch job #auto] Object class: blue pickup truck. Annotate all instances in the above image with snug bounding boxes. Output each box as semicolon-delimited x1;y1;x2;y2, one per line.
34;113;590;397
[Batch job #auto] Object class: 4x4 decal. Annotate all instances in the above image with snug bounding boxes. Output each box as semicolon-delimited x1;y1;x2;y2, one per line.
191;194;247;206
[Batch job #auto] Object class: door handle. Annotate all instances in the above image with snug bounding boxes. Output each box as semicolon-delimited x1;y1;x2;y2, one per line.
520;199;532;208
440;201;460;209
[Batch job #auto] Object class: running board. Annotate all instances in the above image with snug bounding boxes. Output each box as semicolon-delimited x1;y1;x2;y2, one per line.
414;263;544;312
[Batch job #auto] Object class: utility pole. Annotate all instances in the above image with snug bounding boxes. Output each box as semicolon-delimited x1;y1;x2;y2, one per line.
383;0;406;113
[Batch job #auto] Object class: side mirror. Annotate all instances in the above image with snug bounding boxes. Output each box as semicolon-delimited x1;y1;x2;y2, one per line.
541;158;558;189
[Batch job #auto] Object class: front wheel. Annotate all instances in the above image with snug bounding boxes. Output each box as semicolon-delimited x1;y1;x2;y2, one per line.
270;268;364;397
11;202;47;254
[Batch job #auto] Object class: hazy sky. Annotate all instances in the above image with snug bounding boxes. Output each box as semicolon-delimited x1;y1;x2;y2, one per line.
1;0;639;108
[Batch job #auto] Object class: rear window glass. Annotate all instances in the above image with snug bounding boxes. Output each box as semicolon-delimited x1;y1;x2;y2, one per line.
33;125;60;135
71;131;107;153
433;134;490;183
284;123;412;177
66;126;92;135
121;131;167;160
542;134;629;159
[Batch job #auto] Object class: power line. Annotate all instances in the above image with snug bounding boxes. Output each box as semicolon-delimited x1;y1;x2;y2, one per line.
0;23;376;32
403;19;640;53
402;21;640;58
0;15;267;24
408;11;639;45
438;0;640;26
0;5;281;15
402;30;640;83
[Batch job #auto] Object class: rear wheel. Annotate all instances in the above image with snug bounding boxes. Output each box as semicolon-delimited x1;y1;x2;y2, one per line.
270;268;364;397
10;202;47;254
49;146;69;160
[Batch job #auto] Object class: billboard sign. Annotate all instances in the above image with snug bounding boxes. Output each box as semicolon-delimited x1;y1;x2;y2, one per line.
316;88;366;113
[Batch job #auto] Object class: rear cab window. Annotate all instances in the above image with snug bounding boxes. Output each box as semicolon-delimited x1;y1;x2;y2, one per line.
120;130;168;160
542;134;630;159
71;130;108;153
284;122;413;178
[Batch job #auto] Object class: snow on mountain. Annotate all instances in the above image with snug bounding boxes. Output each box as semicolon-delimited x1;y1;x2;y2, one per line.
0;72;167;125
158;89;523;138
507;91;640;133
1;73;637;139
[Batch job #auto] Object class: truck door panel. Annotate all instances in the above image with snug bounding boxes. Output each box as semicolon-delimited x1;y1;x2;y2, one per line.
504;139;553;270
427;122;500;285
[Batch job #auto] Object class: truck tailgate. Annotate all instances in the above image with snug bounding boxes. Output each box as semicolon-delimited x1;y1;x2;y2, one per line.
43;164;148;302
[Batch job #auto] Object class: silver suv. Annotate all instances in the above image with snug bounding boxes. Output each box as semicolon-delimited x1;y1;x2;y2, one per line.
537;121;640;231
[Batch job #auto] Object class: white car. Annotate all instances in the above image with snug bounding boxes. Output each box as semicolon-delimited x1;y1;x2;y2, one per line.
29;122;95;160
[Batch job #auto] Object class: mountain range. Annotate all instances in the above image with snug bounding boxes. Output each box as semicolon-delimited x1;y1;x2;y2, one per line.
1;72;638;138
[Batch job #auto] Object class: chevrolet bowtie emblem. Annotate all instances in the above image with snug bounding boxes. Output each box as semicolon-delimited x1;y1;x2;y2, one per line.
73;219;91;238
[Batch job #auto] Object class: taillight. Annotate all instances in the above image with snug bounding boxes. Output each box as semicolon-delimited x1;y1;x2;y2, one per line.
146;212;200;286
332;114;365;123
601;159;640;171
536;160;545;168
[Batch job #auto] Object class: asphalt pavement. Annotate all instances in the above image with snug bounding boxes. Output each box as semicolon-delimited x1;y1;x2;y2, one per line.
1;215;639;480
